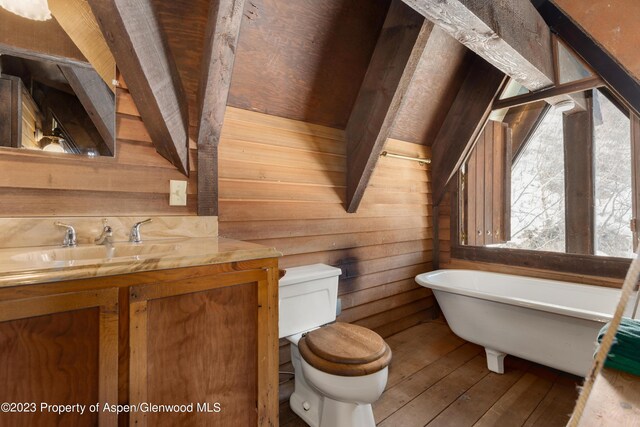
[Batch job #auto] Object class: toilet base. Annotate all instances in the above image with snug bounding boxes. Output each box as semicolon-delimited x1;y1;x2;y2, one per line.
291;391;376;427
289;342;378;427
289;342;323;426
319;399;375;427
290;390;321;427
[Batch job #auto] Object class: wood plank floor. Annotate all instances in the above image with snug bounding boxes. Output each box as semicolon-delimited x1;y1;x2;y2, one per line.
280;321;581;427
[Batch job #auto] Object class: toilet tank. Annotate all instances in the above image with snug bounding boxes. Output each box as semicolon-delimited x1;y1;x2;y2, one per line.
278;264;342;339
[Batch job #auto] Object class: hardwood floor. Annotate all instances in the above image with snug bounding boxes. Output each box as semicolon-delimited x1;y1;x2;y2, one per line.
279;321;581;427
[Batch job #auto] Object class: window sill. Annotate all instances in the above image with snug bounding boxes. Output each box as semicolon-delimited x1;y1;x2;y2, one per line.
451;245;631;279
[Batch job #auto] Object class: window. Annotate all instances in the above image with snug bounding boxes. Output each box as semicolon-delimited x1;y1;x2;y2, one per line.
462;87;638;259
506;107;566;252
593;90;633;257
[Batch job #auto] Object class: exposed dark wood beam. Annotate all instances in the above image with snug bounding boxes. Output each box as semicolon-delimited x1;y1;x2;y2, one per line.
431;56;507;206
88;0;189;175
0;44;92;70
493;76;604;110
60;65;115;156
197;0;246;216
402;0;554;91
345;0;433;213
563;99;594;254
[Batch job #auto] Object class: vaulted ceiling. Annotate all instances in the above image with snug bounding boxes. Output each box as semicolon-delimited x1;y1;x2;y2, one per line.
150;0;471;146
552;0;640;82
4;0;637;215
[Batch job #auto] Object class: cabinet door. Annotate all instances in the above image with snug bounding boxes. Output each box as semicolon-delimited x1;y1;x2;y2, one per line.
0;287;119;427
129;268;273;426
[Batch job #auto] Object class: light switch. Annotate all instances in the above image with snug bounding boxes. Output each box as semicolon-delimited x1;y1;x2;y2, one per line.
169;180;187;206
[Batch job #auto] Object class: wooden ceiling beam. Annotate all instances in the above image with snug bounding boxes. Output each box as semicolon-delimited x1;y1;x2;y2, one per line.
88;0;189;175
60;65;115;156
345;0;434;213
401;0;554;91
49;0;115;92
493;76;604;110
431;56;507;206
197;0;246;216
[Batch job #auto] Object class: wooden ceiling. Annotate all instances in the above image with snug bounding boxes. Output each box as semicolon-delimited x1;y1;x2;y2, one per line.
390;27;471;145
553;0;640;82
228;0;391;130
149;0;471;145
153;0;209;131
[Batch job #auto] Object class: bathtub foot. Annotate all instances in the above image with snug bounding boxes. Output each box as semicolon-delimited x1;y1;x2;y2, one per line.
485;348;506;374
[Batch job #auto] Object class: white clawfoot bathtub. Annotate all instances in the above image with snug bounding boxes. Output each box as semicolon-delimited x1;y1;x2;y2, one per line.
415;269;637;377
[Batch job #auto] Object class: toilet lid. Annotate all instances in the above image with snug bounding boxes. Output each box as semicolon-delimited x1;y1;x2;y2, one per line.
298;323;392;376
305;322;388;364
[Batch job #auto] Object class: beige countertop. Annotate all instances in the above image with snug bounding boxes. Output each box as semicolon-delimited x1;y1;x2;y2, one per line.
0;237;281;287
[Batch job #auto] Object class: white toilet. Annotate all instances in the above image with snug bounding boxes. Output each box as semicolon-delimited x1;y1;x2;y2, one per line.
279;264;392;427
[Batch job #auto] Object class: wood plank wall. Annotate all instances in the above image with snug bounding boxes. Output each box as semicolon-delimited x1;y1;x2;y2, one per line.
217;107;435;401
437;190;623;287
0;77;197;216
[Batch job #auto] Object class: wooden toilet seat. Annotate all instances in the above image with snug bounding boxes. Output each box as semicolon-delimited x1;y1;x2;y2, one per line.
298;322;392;376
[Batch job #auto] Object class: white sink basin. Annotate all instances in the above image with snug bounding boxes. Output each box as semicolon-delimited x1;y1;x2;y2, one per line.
9;242;181;265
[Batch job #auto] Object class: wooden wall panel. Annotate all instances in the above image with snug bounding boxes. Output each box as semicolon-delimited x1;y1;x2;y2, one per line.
0;79;198;217
218;107;435;402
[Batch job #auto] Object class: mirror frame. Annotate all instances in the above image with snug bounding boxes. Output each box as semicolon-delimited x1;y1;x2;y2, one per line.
0;47;116;158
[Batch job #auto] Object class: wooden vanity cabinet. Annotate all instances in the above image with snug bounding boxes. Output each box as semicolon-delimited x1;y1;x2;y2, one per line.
0;285;119;427
0;257;279;427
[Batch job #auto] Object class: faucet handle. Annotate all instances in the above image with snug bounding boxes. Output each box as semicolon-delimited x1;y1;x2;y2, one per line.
101;218;113;233
54;221;77;247
134;218;152;227
130;218;152;243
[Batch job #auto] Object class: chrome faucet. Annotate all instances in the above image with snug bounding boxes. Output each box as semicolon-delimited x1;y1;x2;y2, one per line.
54;222;77;247
95;218;114;245
129;218;152;243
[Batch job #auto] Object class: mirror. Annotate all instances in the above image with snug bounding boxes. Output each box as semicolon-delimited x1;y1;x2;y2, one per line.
0;52;115;157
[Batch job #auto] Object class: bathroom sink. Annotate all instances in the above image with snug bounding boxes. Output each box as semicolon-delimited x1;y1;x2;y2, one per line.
9;242;181;265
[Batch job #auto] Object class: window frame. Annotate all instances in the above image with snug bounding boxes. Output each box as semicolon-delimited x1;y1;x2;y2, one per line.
450;87;640;279
450;176;632;279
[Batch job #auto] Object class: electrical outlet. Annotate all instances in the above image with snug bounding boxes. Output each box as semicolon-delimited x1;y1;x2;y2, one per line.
169;180;187;206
